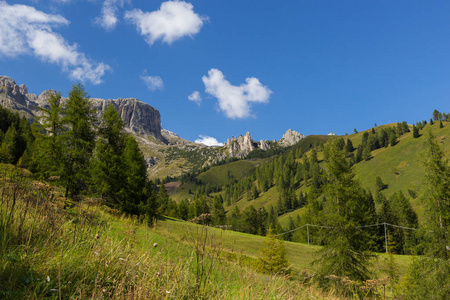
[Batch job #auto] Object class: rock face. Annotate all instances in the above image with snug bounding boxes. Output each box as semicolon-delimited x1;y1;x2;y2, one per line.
0;76;164;142
260;140;270;151
278;129;305;147
223;131;274;158
224;132;256;158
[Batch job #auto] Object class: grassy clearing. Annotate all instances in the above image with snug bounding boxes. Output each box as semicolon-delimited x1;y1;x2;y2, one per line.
0;164;316;299
157;218;413;278
0;163;419;299
198;159;265;187
353;122;450;201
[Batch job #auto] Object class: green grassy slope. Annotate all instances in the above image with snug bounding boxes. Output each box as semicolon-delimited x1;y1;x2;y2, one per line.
352;122;450;199
220;122;449;228
197;159;267;186
0;165;309;299
158;218;412;278
0;163;418;298
289;135;335;154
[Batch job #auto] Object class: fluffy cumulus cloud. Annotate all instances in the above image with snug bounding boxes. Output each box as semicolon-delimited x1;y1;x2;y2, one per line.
0;2;110;84
141;74;164;91
124;1;206;45
202;69;272;119
95;0;130;30
188;90;201;105
195;135;224;147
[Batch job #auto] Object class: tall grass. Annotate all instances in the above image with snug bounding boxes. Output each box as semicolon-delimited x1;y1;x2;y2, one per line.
0;165;314;299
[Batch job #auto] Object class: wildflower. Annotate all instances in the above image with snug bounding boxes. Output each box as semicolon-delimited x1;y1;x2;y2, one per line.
46;276;50;282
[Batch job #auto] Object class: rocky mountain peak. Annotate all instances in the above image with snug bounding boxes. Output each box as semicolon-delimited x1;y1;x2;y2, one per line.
279;129;305;147
0;75;164;142
224;132;257;158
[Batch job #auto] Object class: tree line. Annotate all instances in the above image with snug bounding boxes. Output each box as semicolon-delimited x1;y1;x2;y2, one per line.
0;84;159;222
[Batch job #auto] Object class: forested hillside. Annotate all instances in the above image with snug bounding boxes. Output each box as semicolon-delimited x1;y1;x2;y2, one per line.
0;84;159;221
1;84;450;297
161;113;450;255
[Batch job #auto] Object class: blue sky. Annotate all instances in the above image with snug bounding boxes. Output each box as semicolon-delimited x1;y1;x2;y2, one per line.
1;0;449;145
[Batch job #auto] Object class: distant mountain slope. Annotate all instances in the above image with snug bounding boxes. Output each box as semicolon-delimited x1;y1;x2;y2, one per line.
0;75;213;178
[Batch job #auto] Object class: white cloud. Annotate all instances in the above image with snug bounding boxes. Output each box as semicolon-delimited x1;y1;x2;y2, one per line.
124;1;206;46
141;74;164;91
188;90;201;105
195;135;224;147
0;2;110;84
202;68;272;119
95;0;129;30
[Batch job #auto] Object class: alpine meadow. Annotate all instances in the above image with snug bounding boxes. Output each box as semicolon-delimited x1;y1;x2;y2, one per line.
1;1;450;299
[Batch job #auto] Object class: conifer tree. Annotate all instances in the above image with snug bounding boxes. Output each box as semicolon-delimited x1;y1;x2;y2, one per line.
345;138;354;153
212;195;226;225
91;103;127;205
413;124;420;138
421;130;450;259
313;139;374;292
123;135;154;216
61;84;96;198
258;228;290;275
405;130;450;298
32;92;64;176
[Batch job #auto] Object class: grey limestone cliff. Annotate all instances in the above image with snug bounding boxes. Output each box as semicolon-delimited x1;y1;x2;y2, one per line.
0;76;164;142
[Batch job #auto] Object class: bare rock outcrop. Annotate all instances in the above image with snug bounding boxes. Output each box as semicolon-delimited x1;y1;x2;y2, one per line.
0;76;164;142
259;140;270;151
224;132;257;158
278;129;305;147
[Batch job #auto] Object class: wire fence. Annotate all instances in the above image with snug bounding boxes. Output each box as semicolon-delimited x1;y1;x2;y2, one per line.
275;222;419;253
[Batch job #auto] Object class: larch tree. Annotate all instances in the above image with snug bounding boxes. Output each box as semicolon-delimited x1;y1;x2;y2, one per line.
405;129;450;298
62;84;96;198
258;228;290;275
91;103;127;206
33;92;64;177
313;138;375;293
